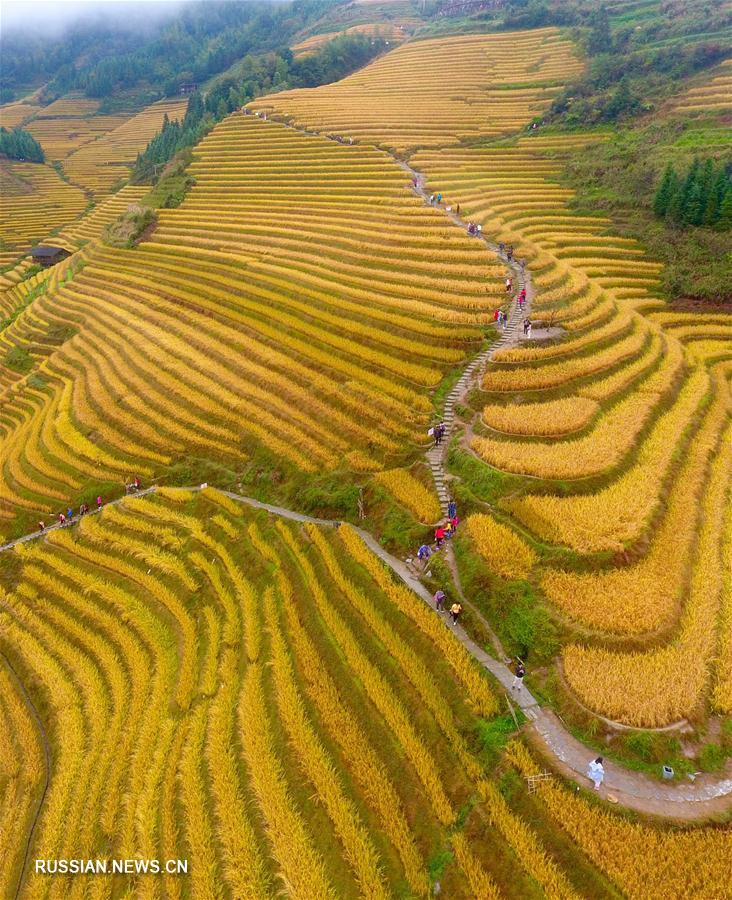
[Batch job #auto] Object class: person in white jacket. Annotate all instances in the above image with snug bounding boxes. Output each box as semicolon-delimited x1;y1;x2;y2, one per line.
587;757;605;791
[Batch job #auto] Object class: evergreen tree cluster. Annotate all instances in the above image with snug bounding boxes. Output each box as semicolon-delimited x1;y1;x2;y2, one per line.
653;159;732;230
0;127;45;163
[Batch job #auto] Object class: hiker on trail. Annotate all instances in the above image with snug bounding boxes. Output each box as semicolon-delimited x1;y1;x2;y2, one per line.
437;192;442;204
429;194;435;205
417;543;432;563
512;660;526;690
433;426;440;447
493;308;500;322
134;476;141;490
435;526;446;549
477;224;482;235
444;521;454;540
501;311;507;330
434;589;446;611
67;507;74;522
507;245;514;261
449;602;462;625
38;521;45;532
58;512;66;527
467;222;475;235
498;242;505;255
523;317;530;336
450;515;459;532
79;503;88;516
527;320;532;339
456;203;460;216
505;277;513;293
448;499;457;519
412;177;417;188
97;496;103;510
588;757;605;791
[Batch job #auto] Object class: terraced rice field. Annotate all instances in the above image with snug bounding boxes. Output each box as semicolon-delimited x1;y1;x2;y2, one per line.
671;57;732;112
258;32;732;729
0;487;506;898
0;162;87;262
62;99;187;195
410;136;731;728
291;22;408;56
45;184;150;251
0;114;503;532
251;27;584;150
27;109;130;161
508;742;732;899
0;97;43;129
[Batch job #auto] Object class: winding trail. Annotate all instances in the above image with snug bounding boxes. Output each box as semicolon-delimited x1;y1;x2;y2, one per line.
2;121;730;823
4;483;732;820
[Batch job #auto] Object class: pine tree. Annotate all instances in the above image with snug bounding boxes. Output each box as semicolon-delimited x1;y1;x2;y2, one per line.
653;163;677;218
717;187;732;231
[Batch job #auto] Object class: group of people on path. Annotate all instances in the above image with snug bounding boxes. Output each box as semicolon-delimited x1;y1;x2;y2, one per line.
433;590;463;626
467;222;483;237
429;422;447;446
37;478;142;533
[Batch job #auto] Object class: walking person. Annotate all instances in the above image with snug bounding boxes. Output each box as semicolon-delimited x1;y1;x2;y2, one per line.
523;317;529;336
587;757;605;791
449;602;462;626
429;194;435;205
434;589;446;611
437;192;442;204
447;499;457;519
38;521;45;532
505;276;512;293
527;319;532;339
435;526;446;549
456;203;460;216
511;660;526;691
417;543;432;564
58;512;66;527
97;495;103;510
433;426;440;447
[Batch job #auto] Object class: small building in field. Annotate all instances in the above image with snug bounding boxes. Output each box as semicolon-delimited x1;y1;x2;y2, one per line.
30;245;70;268
179;82;198;95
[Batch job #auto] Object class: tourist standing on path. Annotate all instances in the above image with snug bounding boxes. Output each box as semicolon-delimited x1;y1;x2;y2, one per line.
505;276;513;293
97;495;103;510
527;320;532;339
448;500;457;519
38;521;45;533
58;512;66;527
449;602;462;626
437;192;442;204
588;757;605;791
435;526;446;549
434;590;446;611
511;660;526;691
456;203;460;216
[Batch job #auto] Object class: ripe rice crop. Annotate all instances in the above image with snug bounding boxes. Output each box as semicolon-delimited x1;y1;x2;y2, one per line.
291;23;408;56
465;513;536;580
0;162;87;261
507;741;732;900
374;467;442;523
0;115;500;534
251;28;583;151
562;385;732;726
481;396;599;436
62;99;187;195
0;489;528;896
